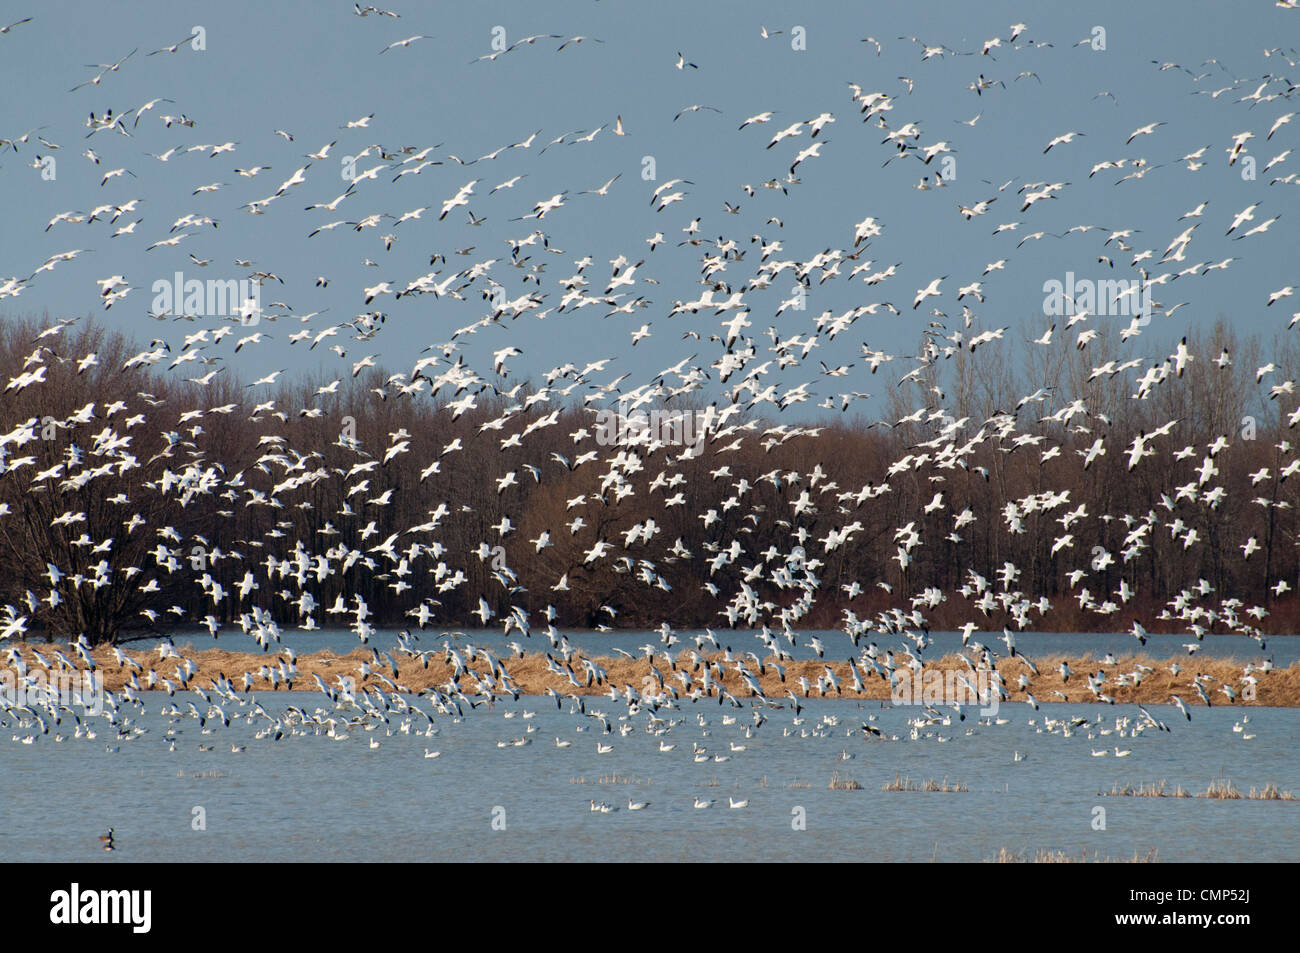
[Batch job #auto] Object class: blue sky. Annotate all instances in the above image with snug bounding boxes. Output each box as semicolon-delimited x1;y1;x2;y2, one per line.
1;0;1296;417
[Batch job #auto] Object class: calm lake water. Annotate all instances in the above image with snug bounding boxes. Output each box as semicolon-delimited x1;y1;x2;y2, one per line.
2;691;1296;862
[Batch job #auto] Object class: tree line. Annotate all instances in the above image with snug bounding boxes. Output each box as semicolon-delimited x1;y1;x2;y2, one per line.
3;312;1300;645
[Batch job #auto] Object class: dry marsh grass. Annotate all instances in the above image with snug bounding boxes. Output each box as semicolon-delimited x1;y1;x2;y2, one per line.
1104;780;1193;798
882;774;968;793
569;775;647;786
828;771;862;790
1103;779;1298;800
7;642;1300;707
991;847;1158;863
1205;779;1243;800
1250;783;1299;800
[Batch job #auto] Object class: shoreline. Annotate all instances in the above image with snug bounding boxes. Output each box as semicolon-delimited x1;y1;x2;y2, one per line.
4;644;1297;708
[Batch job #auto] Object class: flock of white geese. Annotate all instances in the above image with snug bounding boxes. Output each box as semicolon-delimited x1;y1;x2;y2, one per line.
0;9;1296;825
